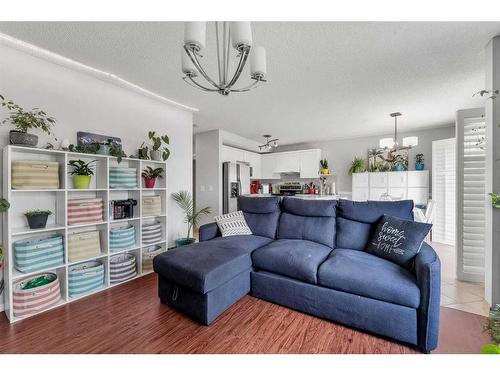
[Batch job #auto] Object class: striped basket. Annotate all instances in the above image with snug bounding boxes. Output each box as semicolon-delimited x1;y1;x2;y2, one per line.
13;272;61;317
110;253;137;284
110;225;136;252
109;167;138;189
68;230;101;262
68;261;105;297
142;195;162;216
142;245;163;274
11;160;60;190
14;235;64;274
141;221;162;244
68;198;104;225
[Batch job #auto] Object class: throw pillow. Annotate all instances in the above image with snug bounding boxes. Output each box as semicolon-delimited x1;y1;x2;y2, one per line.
365;214;432;269
214;211;253;237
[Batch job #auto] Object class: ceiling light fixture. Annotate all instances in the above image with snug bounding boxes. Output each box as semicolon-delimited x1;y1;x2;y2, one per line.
381;112;417;151
259;135;279;152
181;22;267;96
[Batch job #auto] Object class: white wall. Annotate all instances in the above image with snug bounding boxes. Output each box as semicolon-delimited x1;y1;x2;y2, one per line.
0;40;195;307
277;125;456;193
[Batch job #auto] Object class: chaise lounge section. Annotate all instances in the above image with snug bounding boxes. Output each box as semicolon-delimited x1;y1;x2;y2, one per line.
153;196;440;352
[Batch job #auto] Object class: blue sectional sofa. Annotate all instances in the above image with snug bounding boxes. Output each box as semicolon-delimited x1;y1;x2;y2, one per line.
153;196;441;353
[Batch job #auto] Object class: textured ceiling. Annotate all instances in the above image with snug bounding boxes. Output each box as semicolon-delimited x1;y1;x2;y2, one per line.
0;22;499;144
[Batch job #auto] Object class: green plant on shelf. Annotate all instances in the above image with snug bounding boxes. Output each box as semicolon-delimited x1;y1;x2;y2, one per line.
141;166;164;179
481;304;500;354
108;142;126;163
68;159;96;176
68;143;99;154
348;157;367;175
24;209;53;218
148;131;170;161
0;94;56;135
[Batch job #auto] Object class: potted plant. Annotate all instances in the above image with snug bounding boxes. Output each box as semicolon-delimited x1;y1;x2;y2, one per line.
481;304;500;354
171;190;211;247
138;142;150;160
68;159;96;189
415;153;425;170
348;157;367;175
97;139;113;155
148;131;170;161
1;94;56;147
320;159;329;175
24;209;53;229
109;142;126;163
142;166;164;188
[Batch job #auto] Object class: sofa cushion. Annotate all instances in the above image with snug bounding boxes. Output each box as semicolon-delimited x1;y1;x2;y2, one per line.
317;248;420;308
214;211;252;237
336;199;414;250
278;198;336;248
251;239;333;284
366;215;432;269
154;235;272;294
238;196;281;239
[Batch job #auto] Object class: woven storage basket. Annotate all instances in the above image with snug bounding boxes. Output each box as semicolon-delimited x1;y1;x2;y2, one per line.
141;221;162;244
142;245;163;273
142;195;162;216
110;225;136;251
68;230;101;262
68;261;105;297
68;197;104;225
109;167;138;189
110;253;137;284
11;160;60;190
14;235;64;274
13;272;61;317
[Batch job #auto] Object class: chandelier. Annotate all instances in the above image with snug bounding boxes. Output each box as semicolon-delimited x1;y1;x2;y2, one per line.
181;22;267;96
379;112;418;151
259;135;279;152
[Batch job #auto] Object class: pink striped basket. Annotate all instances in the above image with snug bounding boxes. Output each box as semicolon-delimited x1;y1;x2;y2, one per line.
68;197;104;225
13;272;61;317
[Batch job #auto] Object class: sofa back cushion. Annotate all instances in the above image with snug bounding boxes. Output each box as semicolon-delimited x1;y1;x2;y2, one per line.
237;196;281;239
336;199;414;250
278;198;337;248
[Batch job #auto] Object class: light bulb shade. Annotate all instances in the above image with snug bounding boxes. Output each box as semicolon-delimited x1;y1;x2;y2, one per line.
230;22;253;50
184;22;206;50
250;46;266;77
181;47;198;75
402;136;418;147
379;138;395;149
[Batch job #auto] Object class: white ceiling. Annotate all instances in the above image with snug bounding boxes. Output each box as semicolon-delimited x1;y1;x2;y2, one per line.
0;22;499;145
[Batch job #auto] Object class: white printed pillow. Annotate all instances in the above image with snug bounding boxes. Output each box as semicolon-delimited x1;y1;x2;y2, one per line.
214;211;253;237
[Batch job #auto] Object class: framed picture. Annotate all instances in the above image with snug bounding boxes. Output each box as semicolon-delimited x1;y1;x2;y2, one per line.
77;131;122;147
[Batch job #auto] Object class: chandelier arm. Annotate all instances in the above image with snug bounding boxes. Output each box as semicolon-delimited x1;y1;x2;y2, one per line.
184;45;221;90
225;48;250;89
182;76;219;92
229;79;262;92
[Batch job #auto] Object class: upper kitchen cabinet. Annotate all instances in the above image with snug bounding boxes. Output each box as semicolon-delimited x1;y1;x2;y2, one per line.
245;151;262;179
261;153;280;179
299;149;321;178
274;151;300;174
221;145;246;164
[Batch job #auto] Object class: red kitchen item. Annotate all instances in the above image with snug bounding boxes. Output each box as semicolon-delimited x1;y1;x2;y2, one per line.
250;180;260;194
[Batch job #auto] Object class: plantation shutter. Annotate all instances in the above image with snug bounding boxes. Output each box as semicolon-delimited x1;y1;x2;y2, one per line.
432;138;456;245
456;109;486;282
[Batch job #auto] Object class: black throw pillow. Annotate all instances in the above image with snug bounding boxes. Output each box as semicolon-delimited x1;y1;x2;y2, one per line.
365;214;432;269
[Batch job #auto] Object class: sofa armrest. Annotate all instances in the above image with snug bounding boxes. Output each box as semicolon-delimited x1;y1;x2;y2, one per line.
414;242;441;352
199;222;221;242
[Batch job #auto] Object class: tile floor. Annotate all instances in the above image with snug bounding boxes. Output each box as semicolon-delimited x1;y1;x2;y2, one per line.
431;241;490;317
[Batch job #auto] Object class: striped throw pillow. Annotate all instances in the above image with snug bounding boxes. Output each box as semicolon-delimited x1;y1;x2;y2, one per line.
214;211;252;237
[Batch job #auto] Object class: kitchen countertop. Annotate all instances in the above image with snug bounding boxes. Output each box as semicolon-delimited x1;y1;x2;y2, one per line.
243;194;338;200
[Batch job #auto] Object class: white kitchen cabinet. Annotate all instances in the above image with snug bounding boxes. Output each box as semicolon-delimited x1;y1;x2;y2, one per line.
352;172;369;187
274;151;300;174
352;187;369;201
299;149;321;178
221;145;245;164
369;172;388;187
244;151;262;179
261;153;280;179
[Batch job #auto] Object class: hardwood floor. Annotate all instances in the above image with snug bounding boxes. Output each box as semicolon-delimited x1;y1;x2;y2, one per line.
0;273;490;354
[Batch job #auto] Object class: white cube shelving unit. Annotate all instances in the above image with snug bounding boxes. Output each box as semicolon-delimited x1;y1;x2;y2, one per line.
2;145;168;322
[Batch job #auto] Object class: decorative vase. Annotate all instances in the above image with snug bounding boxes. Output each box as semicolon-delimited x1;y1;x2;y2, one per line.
393;164;404;172
97;144;110;155
321;168;329;175
74;175;91;189
415;163;425;170
9;130;38;147
150;150;162;161
175;238;196;247
60;139;70;150
26;214;49;229
144;177;156;189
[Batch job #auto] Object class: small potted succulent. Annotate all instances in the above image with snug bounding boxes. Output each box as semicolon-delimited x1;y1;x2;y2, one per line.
141;166;164;188
171;190;211;247
1;94;56;147
415;153;425;170
25;209;53;229
68;159;96;189
148;131;170;161
320;159;329;175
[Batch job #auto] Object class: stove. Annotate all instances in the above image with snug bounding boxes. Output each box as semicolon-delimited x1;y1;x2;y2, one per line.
277;182;303;196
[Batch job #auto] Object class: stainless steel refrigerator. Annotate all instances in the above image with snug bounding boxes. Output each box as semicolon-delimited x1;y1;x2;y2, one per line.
223;162;251;214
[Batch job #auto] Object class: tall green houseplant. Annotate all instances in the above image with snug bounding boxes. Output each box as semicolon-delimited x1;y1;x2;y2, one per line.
171;191;211;247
